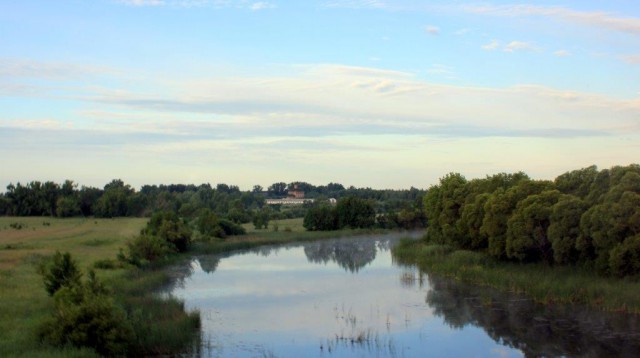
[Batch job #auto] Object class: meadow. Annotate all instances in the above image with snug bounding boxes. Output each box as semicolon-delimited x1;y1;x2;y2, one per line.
0;217;147;357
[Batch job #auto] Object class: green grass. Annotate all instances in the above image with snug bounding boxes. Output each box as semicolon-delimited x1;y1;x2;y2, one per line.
0;217;147;357
393;239;640;313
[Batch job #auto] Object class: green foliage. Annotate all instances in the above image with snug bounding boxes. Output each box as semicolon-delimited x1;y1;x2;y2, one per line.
609;235;640;277
197;208;224;239
56;196;80;217
38;258;134;356
303;205;337;231
335;196;376;229
252;207;272;230
421;164;640;277
506;190;561;262
145;211;192;253
548;195;588;264
219;218;246;236
125;234;172;265
41;251;83;296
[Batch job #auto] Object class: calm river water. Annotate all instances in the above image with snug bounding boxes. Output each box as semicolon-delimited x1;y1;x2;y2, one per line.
166;233;640;357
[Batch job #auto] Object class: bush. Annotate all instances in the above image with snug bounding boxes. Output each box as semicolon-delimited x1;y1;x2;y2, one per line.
40;251;83;296
609;235;640;277
38;277;133;356
219;219;246;236
125;234;172;266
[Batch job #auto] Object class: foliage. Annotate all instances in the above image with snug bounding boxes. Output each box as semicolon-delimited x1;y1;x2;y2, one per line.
335;196;376;229
421;164;640;277
303;204;337;231
38;254;133;356
40;251;83;296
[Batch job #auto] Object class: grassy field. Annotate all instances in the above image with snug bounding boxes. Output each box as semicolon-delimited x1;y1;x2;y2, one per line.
393;240;640;314
0;217;147;357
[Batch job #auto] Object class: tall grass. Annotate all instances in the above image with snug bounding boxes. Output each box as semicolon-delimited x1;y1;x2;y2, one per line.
393;239;640;313
0;217;200;357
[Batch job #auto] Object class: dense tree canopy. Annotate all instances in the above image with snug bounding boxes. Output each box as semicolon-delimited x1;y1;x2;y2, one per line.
422;164;640;277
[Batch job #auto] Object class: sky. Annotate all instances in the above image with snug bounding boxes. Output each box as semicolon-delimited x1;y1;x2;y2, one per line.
1;0;639;190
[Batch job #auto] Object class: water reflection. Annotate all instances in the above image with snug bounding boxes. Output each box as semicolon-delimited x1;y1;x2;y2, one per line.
165;233;640;358
422;275;640;357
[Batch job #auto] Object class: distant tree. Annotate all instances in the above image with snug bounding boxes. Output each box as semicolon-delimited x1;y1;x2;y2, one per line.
335;196;376;229
267;182;288;198
252;185;264;193
304;205;337;231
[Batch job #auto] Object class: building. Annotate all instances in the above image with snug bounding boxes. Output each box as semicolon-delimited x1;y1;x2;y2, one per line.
288;184;305;199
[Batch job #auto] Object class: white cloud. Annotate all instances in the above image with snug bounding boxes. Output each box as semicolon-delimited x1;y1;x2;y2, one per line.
454;28;470;35
462;4;640;35
481;40;499;51
118;0;164;6
554;50;571;57
425;25;440;35
621;55;640;64
323;0;387;9
503;41;538;53
250;2;275;11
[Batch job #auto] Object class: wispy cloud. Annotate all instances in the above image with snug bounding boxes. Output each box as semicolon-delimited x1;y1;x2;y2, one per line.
503;41;539;53
250;2;275;11
462;4;640;35
118;0;164;6
116;0;276;9
554;50;571;57
425;25;440;35
0;58;115;80
621;55;640;64
323;0;387;9
481;39;499;51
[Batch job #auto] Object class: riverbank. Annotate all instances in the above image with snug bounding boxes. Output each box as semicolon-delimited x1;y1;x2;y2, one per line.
392;239;640;314
0;217;204;357
0;216;392;356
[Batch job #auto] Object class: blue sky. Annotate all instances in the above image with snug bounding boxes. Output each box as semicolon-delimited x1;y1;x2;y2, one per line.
1;0;639;190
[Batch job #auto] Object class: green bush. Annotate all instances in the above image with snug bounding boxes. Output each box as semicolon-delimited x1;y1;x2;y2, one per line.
125;234;171;265
38;282;133;356
40;251;83;296
609;235;640;277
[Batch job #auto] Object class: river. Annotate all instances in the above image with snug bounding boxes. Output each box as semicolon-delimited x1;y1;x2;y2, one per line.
165;233;640;357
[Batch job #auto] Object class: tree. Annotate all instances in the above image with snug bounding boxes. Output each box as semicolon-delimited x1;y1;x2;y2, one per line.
335;196;376;229
506;190;562;262
267;182;288;198
304;205;337;231
41;251;83;296
481;180;552;259
547;195;588;264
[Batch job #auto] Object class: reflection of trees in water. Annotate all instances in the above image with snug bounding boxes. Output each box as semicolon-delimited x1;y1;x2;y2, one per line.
197;255;221;274
424;275;640;357
304;238;379;273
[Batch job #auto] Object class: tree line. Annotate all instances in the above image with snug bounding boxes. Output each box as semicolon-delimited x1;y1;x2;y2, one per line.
423;164;640;277
0;179;425;225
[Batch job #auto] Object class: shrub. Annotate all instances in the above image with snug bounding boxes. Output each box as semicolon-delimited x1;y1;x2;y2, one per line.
609;235;640;277
40;251;83;296
38;276;133;356
125;234;172;266
219;219;246;236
